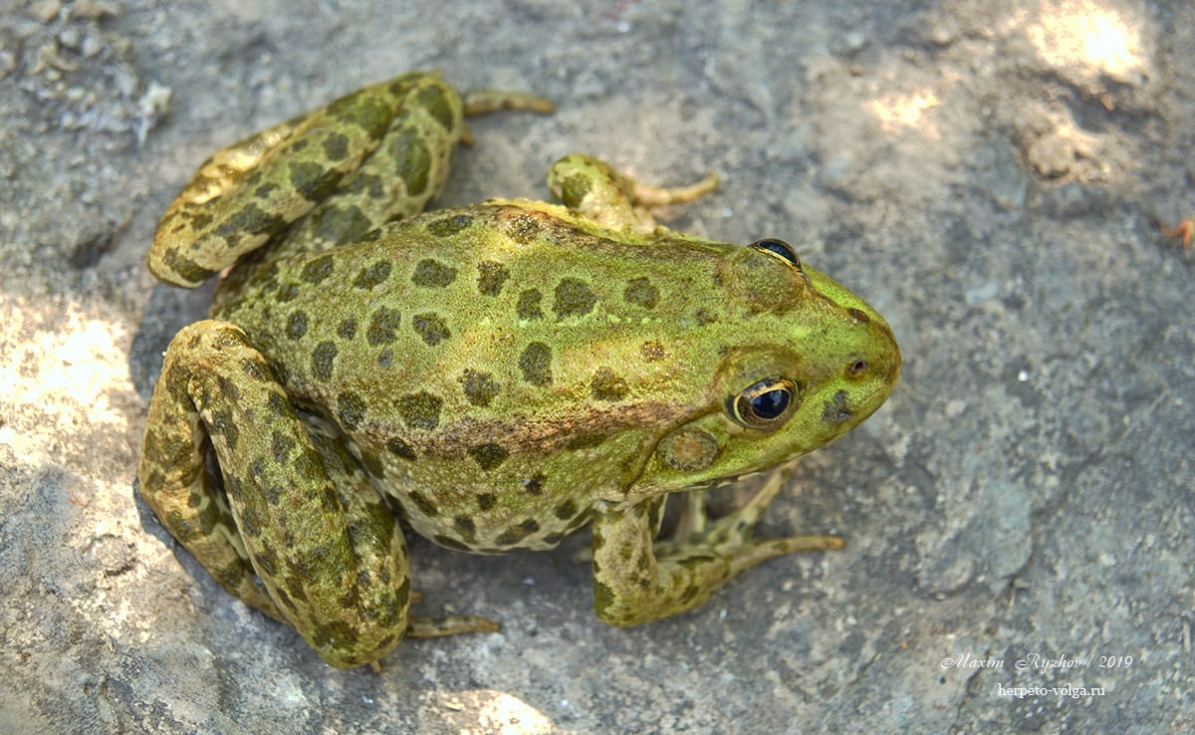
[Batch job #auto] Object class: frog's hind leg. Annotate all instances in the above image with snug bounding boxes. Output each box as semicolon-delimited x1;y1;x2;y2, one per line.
590;463;844;627
546;154;718;233
149;73;443;288
138;320;412;669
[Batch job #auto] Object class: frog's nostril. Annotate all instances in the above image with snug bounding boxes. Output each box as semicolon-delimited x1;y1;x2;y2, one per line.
848;359;868;376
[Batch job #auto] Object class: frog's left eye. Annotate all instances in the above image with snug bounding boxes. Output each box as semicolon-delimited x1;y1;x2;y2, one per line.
729;377;800;429
750;239;801;270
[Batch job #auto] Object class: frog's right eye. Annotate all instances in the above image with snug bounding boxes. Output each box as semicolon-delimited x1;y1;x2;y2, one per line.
729;377;800;429
749;239;801;270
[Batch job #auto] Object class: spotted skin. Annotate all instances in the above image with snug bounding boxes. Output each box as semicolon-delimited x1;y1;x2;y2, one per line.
139;72;900;669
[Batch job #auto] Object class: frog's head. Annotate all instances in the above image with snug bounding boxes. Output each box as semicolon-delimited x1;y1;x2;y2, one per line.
635;238;900;495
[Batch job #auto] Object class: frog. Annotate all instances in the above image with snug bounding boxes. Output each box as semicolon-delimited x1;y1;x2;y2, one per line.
138;70;901;670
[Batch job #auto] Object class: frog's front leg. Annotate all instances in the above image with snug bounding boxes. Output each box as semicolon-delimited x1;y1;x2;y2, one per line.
590;465;845;627
139;320;416;668
547;154;718;233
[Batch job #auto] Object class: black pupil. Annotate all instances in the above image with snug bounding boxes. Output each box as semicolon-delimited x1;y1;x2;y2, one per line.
751;389;790;419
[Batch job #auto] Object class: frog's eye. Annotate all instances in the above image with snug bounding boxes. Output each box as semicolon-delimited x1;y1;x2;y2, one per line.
750;239;801;270
729;377;800;429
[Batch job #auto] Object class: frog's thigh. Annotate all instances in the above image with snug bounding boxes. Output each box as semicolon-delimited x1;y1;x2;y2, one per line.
590;468;844;627
138;320;409;669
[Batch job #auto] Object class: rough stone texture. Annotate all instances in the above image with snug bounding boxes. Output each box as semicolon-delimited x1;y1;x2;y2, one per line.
2;0;1193;732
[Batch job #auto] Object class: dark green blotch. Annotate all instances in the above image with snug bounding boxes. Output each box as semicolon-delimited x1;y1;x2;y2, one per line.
397;391;442;431
286;311;308;340
477;261;509;296
312;204;374;246
408;490;438;517
276;283;300;303
367;306;402;346
624;277;659;309
411;258;457;288
415;84;455;130
387;437;417;461
326;89;392;138
459;369;499;407
427;214;473;237
477;493;497;511
518;342;552;387
516;289;543;320
160;248;216;285
559;173;592;209
213;202;288;244
354;260;392;289
591;367;629;401
390;128;431;196
321;131;350;161
254;182;279;199
494;519;540;546
300;255;334;284
312;341;338;380
505;214;540;244
412;312;450;346
288;161;344;202
523;472;545;496
553;277;597;319
554;499;577;520
454;515;477;542
337;318;357;339
271;430;295;463
468;443;508;471
337;391;367;430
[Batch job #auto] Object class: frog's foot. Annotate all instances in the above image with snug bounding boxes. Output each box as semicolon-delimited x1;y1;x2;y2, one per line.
458;89;555;146
547;154;718;233
590;463;844;628
407;615;501;638
138;320;414;669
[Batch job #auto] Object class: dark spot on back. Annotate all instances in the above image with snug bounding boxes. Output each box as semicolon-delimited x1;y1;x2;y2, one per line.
412;312;450;346
624;277;659;309
523;473;546;496
477;261;509;296
312;341;338;380
477;493;497;511
411;258;457;288
641;341;666;361
354;260;392;289
516;289;543;320
367;306;402;345
286;311;308;340
459;369;499;407
300;255;335;285
519;342;552;387
553;278;597;319
591;367;629;401
337;317;357;339
398;391;442;430
495;519;540;546
427;214;473;237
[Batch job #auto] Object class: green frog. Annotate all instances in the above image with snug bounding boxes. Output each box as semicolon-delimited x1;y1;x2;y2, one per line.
138;71;901;669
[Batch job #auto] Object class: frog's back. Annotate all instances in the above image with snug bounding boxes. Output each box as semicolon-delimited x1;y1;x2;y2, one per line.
213;200;745;551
